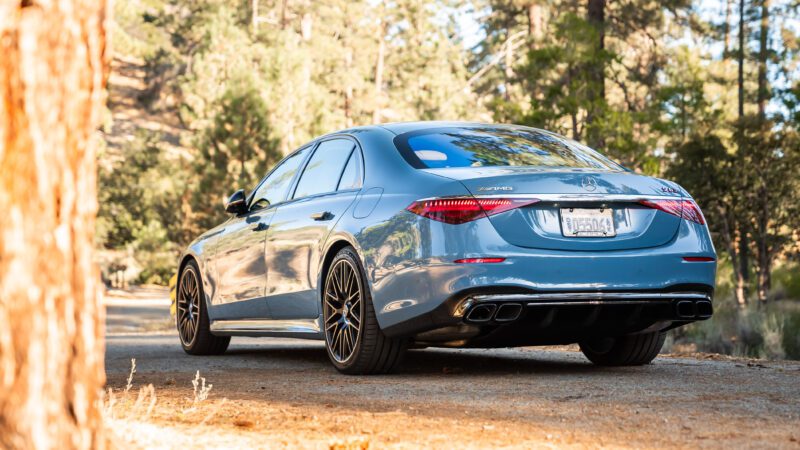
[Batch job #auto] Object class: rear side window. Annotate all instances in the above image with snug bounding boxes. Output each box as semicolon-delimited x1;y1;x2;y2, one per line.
250;146;312;211
337;150;362;191
394;126;623;170
293;139;355;199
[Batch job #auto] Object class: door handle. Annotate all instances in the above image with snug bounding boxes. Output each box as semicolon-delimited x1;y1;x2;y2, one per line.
252;222;269;232
310;211;334;221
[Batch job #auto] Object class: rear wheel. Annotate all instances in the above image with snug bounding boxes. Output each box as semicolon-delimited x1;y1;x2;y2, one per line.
322;247;407;374
177;260;230;355
579;331;666;366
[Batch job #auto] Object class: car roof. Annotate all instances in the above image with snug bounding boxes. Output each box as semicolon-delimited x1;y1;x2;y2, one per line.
324;121;523;138
375;121;518;136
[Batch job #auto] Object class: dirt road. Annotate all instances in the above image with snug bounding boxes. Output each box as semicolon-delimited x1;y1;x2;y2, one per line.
105;292;800;449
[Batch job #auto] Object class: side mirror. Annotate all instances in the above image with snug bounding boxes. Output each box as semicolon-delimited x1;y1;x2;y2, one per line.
224;189;247;215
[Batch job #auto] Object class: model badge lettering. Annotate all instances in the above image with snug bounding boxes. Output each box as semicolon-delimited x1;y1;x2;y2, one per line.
477;186;513;191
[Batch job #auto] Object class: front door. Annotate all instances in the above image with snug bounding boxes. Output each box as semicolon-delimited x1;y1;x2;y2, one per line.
211;210;274;319
210;145;313;320
265;138;363;319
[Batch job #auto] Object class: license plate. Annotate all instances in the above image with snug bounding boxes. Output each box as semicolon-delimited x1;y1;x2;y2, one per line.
560;208;616;237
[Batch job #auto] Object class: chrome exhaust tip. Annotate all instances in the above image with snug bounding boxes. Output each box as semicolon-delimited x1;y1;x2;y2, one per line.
675;300;696;319
465;304;496;323
695;300;713;319
494;303;523;322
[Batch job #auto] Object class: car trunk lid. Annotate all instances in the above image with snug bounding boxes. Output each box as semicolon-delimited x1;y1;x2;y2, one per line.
424;167;683;251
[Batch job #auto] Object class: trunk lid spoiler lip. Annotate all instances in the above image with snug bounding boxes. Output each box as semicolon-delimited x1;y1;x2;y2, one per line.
422;193;684;202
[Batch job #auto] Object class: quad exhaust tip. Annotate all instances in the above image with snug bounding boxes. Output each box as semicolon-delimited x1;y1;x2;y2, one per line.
464;303;523;324
465;304;496;323
675;299;713;319
695;300;713;318
495;303;523;322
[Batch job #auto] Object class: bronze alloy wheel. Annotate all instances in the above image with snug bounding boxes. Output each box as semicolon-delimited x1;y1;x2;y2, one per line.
322;247;407;374
177;265;201;347
177;260;230;355
323;258;363;363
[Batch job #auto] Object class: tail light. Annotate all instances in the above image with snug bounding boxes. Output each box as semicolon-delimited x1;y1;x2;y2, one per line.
406;197;539;224
639;199;705;225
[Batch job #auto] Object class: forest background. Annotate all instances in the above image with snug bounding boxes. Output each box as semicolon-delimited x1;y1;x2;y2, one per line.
101;0;800;359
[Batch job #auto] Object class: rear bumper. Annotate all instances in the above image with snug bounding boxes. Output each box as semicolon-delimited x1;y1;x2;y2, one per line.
366;212;716;334
382;286;714;344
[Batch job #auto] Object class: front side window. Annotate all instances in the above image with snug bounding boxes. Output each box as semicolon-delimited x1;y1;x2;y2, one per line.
394;126;623;171
250;146;311;211
293;139;355;199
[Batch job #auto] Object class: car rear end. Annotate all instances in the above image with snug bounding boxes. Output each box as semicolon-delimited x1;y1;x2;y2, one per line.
372;124;716;348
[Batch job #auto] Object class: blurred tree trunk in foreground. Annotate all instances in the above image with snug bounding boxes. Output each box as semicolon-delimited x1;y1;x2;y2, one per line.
0;1;108;449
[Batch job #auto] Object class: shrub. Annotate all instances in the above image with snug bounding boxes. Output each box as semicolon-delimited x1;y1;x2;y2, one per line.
782;310;800;360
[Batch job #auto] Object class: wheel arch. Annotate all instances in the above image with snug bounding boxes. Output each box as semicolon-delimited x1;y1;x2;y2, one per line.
318;236;366;307
177;253;198;286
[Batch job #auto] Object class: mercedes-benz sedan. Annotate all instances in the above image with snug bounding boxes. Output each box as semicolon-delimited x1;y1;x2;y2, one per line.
173;122;716;374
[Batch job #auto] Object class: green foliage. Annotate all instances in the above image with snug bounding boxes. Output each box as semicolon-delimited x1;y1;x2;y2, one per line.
194;83;281;230
782;309;800;360
773;263;800;300
675;300;800;360
98;131;190;285
103;0;800;353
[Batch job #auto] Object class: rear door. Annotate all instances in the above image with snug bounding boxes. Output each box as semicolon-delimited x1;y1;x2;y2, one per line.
264;138;363;319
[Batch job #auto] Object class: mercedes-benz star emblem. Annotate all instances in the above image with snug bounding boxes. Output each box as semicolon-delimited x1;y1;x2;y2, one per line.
582;176;598;192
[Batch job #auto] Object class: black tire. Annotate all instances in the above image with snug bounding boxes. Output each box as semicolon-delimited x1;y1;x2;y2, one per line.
322;247;407;374
579;331;666;366
177;260;230;355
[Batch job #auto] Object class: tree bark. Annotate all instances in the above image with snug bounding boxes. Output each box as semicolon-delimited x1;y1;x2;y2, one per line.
373;19;386;124
734;0;749;307
724;0;732;55
586;0;606;149
737;0;745;119
757;0;769;119
755;0;771;303
0;1;108;449
527;2;544;48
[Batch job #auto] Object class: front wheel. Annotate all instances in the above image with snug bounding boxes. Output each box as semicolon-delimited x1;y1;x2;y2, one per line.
177;260;230;355
322;247;407;374
579;331;666;366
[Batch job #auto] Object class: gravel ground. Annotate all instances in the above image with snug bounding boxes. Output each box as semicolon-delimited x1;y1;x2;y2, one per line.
104;293;800;449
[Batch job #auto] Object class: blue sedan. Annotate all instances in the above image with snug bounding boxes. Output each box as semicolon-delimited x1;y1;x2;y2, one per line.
174;122;716;374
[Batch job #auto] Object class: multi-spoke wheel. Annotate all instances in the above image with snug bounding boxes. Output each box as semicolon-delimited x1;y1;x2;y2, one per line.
177;260;230;355
324;258;363;363
322;247;407;374
177;266;201;345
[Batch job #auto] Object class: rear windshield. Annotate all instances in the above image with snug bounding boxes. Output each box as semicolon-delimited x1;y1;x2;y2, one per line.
393;126;623;170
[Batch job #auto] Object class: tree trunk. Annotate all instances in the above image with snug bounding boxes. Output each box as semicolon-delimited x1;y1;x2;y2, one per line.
737;225;750;306
373;20;386;124
724;0;732;54
737;0;745;119
344;47;354;128
754;1;772;302
722;212;748;307
586;0;606;149
733;0;750;307
526;2;544;49
0;1;108;449
757;0;769;119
